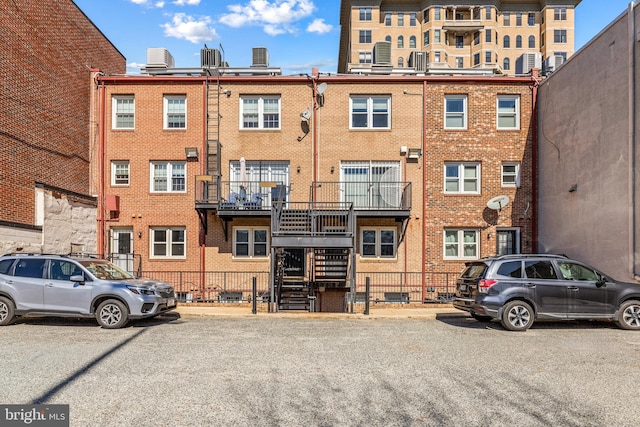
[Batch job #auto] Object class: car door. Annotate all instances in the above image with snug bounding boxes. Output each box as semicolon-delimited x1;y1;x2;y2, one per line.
9;258;46;310
44;260;94;314
554;261;616;318
524;259;566;319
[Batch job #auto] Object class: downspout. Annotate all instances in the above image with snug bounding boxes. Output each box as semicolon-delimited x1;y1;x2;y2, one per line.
201;80;207;293
421;80;427;301
628;2;639;280
531;70;540;253
98;80;106;258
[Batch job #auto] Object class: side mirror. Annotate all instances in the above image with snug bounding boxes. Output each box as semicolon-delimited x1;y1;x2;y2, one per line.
70;275;85;285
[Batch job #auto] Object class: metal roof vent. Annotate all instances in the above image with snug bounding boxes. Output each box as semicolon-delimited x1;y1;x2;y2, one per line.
201;48;222;68
252;47;269;67
146;48;175;68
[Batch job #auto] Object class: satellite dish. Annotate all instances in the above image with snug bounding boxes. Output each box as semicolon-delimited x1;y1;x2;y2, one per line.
317;82;328;95
300;108;311;121
487;195;510;211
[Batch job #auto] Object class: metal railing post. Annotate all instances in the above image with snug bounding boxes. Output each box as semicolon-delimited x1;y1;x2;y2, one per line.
365;277;370;315
252;277;257;314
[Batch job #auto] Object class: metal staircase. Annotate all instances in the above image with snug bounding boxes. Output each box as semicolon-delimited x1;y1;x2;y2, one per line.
205;75;221;202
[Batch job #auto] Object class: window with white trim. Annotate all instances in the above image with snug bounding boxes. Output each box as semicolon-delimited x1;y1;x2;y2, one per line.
150;161;186;193
350;96;390;129
554;29;567;43
240;96;281;129
111;161;130;186
359;7;372;21
444;95;467;129
502;162;520;187
234;227;269;258
497;95;520;129
444;229;479;259
554;7;567;21
445;163;480;194
361;228;397;258
359;51;372;64
112;95;134;129
151;227;185;258
164;95;186;129
359;30;372;43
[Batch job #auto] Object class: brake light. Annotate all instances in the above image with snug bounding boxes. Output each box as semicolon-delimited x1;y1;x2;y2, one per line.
478;279;498;294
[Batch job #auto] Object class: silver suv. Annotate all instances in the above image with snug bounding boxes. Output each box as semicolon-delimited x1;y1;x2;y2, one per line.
0;254;176;329
453;254;640;331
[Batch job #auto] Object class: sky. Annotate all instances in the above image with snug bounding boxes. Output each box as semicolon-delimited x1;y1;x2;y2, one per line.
72;0;634;76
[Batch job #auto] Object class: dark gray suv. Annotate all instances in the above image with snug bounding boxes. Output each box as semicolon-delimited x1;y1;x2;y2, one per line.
0;254;176;329
453;254;640;331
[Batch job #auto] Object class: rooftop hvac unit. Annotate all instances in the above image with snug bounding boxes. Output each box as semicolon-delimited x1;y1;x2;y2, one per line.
543;54;566;74
146;48;175;68
373;41;392;65
408;51;427;72
201;48;222;68
252;47;269;67
515;52;541;74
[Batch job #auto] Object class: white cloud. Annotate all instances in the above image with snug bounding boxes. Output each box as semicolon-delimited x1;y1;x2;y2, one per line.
155;1;165;7
129;0;165;7
172;0;201;5
162;13;219;43
220;0;316;35
307;18;332;34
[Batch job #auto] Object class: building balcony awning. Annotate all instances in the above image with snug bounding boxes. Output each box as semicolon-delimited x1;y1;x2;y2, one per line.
442;22;484;32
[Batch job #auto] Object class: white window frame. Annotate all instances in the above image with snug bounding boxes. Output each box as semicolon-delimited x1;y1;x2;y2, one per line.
358;51;372;64
444;162;480;194
163;95;186;129
151;227;186;258
444;229;479;260
554;7;567;21
444;95;468;130
111;161;130;186
359;7;372;21
360;227;397;259
112;95;134;129
497;95;520;130
240;96;281;130
150;161;186;193
349;96;391;130
554;29;567;43
501;162;521;187
233;227;270;258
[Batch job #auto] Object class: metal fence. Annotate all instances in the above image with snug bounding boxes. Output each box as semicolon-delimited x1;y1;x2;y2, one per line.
141;270;458;304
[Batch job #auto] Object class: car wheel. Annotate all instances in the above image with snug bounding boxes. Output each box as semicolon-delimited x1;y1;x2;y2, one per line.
96;299;129;329
501;300;534;331
0;296;16;326
616;300;640;330
470;313;492;322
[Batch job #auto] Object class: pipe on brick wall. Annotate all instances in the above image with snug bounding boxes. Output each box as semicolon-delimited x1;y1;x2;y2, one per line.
628;1;639;280
97;80;106;257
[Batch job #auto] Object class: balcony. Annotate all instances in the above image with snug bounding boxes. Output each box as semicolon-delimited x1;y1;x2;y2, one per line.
442;19;484;33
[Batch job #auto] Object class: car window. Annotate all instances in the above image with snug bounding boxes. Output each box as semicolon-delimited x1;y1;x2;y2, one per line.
460;263;487;279
49;260;83;281
13;258;47;278
524;260;557;280
0;259;15;275
496;261;522;278
557;262;598;281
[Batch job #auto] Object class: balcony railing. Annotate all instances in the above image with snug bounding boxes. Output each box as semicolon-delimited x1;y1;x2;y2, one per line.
311;181;411;210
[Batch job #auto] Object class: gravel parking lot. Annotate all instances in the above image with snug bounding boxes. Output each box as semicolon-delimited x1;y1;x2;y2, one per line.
1;313;639;426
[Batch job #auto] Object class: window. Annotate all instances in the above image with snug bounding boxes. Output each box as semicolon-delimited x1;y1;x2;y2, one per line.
385;35;392;43
151;227;185;258
497;95;520;129
385;13;391;26
434;29;441;43
525;260;557;279
150;161;186;193
529;35;535;48
111;161;130;186
554;29;567;43
398;13;404;26
228;160;289;206
234;227;269;258
359;51;372;64
14;258;46;278
497;229;520;255
503;35;510;48
516;12;522;26
434;7;441;20
516;35;522;48
444;229;479;259
503;12;510;26
502;162;520;187
473;31;480;46
397;57;404;68
445;162;480;194
49;260;82;281
423;30;430;45
528;12;535;26
445;95;467;129
485;29;491;43
503;57;510;70
555;51;567;60
456;35;464;48
554;7;567;21
112;95;134;129
485;51;492;63
473;53;480;66
435;51;441;63
485;6;491;20
359;7;371;21
456;57;464;68
359;30;372;43
361;228;397;258
409;36;416;49
397;36;404;48
341;161;402;208
164;95;186;129
423;9;429;22
350;96;390;129
409;13;416;26
240;96;280;129
557;261;599;281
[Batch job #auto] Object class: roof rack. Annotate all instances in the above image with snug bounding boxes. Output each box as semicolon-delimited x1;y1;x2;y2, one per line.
483;253;569;261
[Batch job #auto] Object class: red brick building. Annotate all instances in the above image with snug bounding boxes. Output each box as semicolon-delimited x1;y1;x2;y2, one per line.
0;0;125;253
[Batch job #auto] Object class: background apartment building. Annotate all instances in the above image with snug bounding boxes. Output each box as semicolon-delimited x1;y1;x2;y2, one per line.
94;47;535;311
339;0;580;76
0;0;125;254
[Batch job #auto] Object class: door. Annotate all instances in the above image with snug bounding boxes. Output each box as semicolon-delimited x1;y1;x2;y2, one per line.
44;259;93;314
112;228;134;273
524;260;566;319
555;261;616;317
283;248;305;278
9;258;46;310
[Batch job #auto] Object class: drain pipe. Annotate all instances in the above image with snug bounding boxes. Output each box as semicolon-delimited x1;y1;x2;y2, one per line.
628;2;639;280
